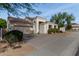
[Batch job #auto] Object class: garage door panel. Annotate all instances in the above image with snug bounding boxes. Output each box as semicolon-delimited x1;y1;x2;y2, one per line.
14;26;32;34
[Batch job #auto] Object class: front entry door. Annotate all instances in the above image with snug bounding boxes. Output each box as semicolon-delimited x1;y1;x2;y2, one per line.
39;23;44;34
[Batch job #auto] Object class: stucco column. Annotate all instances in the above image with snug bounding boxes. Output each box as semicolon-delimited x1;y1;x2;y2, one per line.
36;19;39;33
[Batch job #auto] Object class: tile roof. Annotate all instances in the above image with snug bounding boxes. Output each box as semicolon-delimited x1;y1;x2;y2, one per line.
8;17;32;25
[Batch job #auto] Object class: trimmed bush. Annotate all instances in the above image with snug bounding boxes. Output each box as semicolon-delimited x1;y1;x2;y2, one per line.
52;28;59;33
48;28;53;34
3;30;23;46
48;28;59;34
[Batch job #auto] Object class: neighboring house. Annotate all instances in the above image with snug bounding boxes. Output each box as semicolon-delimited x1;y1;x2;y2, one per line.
72;23;79;31
7;16;58;34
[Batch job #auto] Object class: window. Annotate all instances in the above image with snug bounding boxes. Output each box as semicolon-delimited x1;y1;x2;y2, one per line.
54;25;56;28
49;25;52;29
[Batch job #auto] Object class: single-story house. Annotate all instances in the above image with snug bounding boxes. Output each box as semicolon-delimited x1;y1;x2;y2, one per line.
7;16;58;34
7;17;33;34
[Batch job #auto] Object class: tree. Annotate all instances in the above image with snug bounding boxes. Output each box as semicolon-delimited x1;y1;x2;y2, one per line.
0;18;6;28
50;12;75;30
0;18;6;40
50;12;65;29
0;3;41;16
65;14;75;30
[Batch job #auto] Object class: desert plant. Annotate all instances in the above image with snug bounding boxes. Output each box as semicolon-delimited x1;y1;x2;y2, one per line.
3;30;23;47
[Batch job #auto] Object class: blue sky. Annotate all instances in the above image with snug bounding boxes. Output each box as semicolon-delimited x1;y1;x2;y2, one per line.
0;3;79;23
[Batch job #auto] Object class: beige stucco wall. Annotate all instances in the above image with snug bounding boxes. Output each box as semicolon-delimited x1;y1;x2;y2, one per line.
7;16;58;34
33;17;47;34
33;17;58;34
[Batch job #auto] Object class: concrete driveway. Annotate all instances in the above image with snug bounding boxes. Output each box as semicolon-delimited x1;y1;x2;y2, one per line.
24;32;79;56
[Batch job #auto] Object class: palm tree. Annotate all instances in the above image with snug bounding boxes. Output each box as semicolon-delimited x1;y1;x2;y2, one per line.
65;14;75;30
50;12;75;30
50;12;65;29
50;14;58;23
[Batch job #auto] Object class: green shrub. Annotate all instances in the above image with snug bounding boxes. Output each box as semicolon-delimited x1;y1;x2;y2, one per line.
48;28;53;34
48;28;59;34
3;30;23;46
53;28;59;33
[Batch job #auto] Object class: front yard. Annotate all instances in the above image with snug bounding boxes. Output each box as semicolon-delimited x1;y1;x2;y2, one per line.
0;31;79;56
0;42;36;56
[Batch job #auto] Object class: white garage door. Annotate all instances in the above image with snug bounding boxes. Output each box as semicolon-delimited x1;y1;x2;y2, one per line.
14;26;32;34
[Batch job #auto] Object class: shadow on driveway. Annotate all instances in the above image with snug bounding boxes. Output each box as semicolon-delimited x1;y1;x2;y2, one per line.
23;34;35;43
